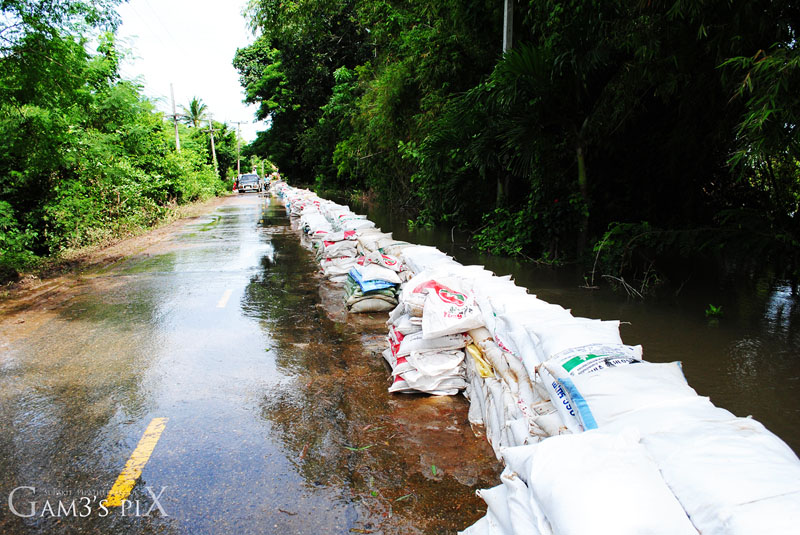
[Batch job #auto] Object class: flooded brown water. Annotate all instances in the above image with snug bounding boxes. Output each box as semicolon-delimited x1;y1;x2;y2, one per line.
359;206;800;455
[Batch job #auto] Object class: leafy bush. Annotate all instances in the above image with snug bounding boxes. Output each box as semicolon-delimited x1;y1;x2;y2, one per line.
473;208;533;257
0;201;38;280
0;5;230;282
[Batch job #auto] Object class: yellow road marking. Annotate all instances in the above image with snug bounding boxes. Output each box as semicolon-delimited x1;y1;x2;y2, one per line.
105;417;168;507
216;289;233;308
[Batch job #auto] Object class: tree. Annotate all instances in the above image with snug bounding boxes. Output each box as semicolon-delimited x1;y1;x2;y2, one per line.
0;0;228;281
234;0;373;181
180;97;208;127
236;0;800;280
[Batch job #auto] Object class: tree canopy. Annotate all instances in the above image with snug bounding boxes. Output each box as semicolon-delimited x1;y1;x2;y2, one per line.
181;97;209;128
236;0;800;284
0;0;231;281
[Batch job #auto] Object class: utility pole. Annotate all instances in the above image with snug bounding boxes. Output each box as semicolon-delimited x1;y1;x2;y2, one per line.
503;0;513;52
497;0;514;208
204;116;219;176
231;120;248;178
170;83;181;152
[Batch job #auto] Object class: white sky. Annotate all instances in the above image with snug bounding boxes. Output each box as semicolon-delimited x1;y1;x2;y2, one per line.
115;0;265;141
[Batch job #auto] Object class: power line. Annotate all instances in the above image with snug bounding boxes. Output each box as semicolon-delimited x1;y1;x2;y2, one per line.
139;0;192;57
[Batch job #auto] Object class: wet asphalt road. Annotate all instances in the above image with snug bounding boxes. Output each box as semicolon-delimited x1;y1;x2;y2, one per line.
0;194;499;534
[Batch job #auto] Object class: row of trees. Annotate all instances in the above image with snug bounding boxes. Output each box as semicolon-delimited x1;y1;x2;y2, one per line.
235;0;800;285
0;0;238;281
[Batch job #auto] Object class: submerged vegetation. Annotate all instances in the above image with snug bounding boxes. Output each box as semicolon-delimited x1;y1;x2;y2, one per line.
235;0;800;287
0;0;237;282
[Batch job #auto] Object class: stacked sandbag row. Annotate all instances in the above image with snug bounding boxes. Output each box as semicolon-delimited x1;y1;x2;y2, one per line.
269;181;800;535
462;291;800;533
344;256;402;313
382;268;484;396
270;181;409;312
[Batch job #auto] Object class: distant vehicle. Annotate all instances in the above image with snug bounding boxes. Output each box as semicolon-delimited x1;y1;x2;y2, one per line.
237;173;263;194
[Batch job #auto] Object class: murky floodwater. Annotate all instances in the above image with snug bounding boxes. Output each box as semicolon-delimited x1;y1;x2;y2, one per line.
0;194;498;535
357;205;800;454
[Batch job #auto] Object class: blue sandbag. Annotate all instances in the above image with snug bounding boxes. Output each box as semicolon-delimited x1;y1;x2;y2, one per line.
348;267;397;293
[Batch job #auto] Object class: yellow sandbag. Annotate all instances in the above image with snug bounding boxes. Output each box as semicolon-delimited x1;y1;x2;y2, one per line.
466;343;494;378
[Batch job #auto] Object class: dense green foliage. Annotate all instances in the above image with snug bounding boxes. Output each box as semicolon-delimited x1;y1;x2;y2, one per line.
0;0;233;281
236;0;800;284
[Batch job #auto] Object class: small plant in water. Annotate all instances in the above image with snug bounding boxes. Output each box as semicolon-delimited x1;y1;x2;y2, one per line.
705;304;723;318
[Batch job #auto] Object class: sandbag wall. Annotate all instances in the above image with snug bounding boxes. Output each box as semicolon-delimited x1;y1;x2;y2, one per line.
270;181;800;535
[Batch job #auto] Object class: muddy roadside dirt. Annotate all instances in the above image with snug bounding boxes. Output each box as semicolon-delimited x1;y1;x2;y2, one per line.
0;196;231;340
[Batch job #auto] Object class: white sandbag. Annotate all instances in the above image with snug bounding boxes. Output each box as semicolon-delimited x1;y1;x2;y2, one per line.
381;348;394;367
320;256;359;277
543;344;643;380
355;227;385;239
490;295;571;322
320;239;358;258
537;366;582;433
315;229;358;242
715;490;800;535
532;410;570;437
465;380;486;426
355;263;402;284
483;377;507;453
422;282;484;339
490;314;536;357
387;303;405;325
361;251;404;272
399;268;446;303
480;377;528;453
394;330;468;358
397;368;467;395
340;218;376;231
463;344;489;424
389;354;415;376
557;361;699;430
469;328;542;428
459;516;496;535
376;237;410;251
460;466;552;535
465;342;494;378
491;315;543;377
458;516;495;535
388;374;413;393
501;467;552;535
405;300;424;318
641;417;800;535
598;395;735;436
391;313;423;336
400;245;456;275
502;431;698;535
470;484;513;535
406;350;465;377
508;417;531;447
358;232;393;252
529;317;623;360
381;243;414;258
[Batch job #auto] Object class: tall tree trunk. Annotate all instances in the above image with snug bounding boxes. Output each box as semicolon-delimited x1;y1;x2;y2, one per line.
496;176;504;208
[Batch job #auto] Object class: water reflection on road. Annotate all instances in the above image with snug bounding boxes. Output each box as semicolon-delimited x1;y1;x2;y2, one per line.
0;194;498;535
